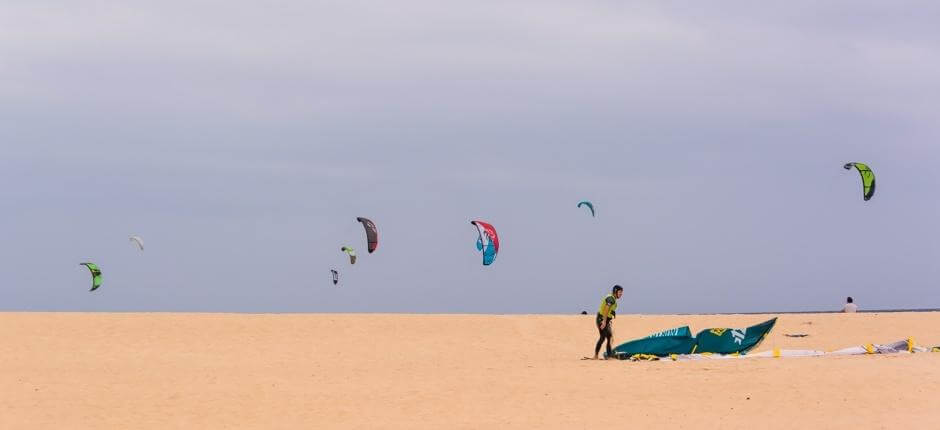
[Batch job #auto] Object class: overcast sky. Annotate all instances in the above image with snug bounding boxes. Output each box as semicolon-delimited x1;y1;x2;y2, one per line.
2;1;939;313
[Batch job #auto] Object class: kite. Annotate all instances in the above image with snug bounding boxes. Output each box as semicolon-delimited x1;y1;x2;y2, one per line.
129;235;144;251
577;201;595;217
80;262;102;292
341;246;357;264
331;269;339;285
470;220;499;266
356;217;378;253
843;162;876;201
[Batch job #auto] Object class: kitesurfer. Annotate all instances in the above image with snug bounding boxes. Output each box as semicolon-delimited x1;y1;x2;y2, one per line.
593;285;623;359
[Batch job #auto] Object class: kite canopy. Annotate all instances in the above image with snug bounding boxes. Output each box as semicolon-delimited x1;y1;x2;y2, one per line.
330;269;339;285
577;201;595;217
129;235;144;251
356;217;378;253
843;162;875;201
341;246;357;264
470;220;499;266
608;318;777;359
80;262;102;292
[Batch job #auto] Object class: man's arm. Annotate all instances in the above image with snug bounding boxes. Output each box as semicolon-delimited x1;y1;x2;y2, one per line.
599;296;616;328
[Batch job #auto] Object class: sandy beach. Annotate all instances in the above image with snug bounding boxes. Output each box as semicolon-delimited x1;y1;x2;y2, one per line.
2;312;939;429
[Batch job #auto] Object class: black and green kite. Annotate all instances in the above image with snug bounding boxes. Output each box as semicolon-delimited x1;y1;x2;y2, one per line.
844;162;875;201
80;262;102;292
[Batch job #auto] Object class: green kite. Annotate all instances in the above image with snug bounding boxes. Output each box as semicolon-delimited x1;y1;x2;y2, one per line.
844;162;875;201
341;246;357;264
80;262;102;292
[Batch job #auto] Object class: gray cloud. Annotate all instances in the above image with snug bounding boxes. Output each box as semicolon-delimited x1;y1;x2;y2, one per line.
2;1;938;313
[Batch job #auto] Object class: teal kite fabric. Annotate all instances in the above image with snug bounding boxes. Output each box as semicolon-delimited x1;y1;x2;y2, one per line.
692;318;777;355
608;318;777;359
577;201;595;217
609;326;696;359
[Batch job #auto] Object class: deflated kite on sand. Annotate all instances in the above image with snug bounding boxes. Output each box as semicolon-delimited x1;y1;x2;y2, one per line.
606;318;940;361
607;318;777;359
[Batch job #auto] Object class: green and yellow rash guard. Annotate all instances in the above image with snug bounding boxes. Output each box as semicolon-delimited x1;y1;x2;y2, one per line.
598;294;618;320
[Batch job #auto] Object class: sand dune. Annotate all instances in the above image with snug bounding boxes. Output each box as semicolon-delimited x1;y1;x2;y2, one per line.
2;312;939;429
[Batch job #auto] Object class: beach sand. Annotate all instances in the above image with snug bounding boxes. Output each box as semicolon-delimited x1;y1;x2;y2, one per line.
2;312;939;429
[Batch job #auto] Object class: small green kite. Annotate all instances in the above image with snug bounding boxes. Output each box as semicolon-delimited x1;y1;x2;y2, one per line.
80;262;102;292
341;246;357;264
843;162;875;201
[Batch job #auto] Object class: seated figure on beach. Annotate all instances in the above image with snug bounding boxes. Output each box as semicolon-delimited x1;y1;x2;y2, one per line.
842;297;858;313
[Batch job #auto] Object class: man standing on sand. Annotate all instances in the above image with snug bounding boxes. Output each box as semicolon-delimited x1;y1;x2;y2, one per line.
594;285;623;359
842;296;858;313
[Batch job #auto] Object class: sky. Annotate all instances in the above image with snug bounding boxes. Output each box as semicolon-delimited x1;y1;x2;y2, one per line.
2;1;939;313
